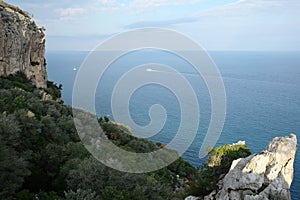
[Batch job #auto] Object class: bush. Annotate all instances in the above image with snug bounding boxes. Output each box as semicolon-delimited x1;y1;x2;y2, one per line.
190;142;251;196
0;74;197;199
46;81;62;100
65;189;98;200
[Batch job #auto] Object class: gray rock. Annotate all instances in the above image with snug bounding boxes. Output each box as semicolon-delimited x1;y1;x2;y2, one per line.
0;2;47;88
204;134;297;200
185;195;200;200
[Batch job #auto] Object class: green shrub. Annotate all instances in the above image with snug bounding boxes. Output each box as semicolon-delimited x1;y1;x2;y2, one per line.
65;189;98;200
46;81;62;100
190;143;251;196
0;74;198;199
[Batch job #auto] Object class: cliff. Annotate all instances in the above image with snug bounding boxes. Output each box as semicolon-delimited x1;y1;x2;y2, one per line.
202;134;297;200
186;134;297;200
0;1;47;88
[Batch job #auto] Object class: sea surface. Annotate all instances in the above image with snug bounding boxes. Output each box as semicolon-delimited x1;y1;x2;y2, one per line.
46;50;300;199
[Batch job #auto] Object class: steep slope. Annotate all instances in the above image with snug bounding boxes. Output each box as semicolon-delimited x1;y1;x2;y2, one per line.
0;73;196;199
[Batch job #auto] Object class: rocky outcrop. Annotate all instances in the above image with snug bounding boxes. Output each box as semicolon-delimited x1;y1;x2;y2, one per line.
204;134;297;200
0;1;47;88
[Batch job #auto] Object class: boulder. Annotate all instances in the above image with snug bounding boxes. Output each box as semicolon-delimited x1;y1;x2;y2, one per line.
206;134;297;200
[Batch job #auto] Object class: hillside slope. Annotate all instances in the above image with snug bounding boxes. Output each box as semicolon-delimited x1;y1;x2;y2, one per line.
0;73;197;199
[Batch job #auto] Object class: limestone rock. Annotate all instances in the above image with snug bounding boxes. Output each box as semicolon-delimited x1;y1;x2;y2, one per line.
0;1;47;88
206;134;297;200
40;90;53;101
185;196;200;200
27;110;35;118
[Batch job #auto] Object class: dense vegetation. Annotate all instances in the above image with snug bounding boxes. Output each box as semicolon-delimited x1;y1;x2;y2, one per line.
0;73;251;199
0;73;196;200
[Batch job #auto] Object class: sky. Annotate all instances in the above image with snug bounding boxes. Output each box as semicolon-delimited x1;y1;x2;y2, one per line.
4;0;300;51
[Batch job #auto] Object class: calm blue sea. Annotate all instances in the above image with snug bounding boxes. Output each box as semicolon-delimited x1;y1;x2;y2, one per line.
46;50;300;199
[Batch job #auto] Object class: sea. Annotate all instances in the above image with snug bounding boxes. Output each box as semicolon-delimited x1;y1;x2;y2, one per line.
46;50;300;199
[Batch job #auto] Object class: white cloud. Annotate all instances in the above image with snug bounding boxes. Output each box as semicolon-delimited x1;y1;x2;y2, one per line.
189;0;300;50
98;0;117;6
55;7;87;20
94;0;122;12
127;0;204;12
90;0;203;13
123;0;300;50
7;0;299;50
195;0;300;18
93;0;206;13
56;8;87;17
125;0;300;28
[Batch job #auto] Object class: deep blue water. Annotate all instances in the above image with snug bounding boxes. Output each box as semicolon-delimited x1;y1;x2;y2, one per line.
46;50;300;199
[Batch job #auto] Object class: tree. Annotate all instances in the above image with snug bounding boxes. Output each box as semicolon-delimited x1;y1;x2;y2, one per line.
0;73;198;199
65;189;98;200
0;137;31;198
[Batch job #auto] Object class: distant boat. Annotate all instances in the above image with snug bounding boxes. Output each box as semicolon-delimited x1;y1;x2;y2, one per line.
146;68;153;72
73;67;77;71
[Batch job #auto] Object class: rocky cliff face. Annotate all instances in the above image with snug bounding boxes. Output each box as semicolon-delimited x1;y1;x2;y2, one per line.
186;134;297;200
205;134;297;200
0;1;47;88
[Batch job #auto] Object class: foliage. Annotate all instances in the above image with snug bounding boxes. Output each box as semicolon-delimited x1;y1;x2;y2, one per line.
16;190;63;200
0;114;31;198
0;73;252;199
65;189;98;200
0;71;35;92
0;74;197;199
189;143;251;196
206;143;251;169
46;81;62;100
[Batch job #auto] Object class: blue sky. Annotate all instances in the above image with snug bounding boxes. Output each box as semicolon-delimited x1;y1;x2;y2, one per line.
5;0;300;51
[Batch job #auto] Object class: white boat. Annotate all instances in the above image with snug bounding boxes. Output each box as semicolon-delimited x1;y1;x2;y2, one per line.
146;68;153;72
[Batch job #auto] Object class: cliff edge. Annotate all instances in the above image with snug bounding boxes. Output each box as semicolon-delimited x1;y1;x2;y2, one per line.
0;1;47;88
206;134;297;200
186;134;297;200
